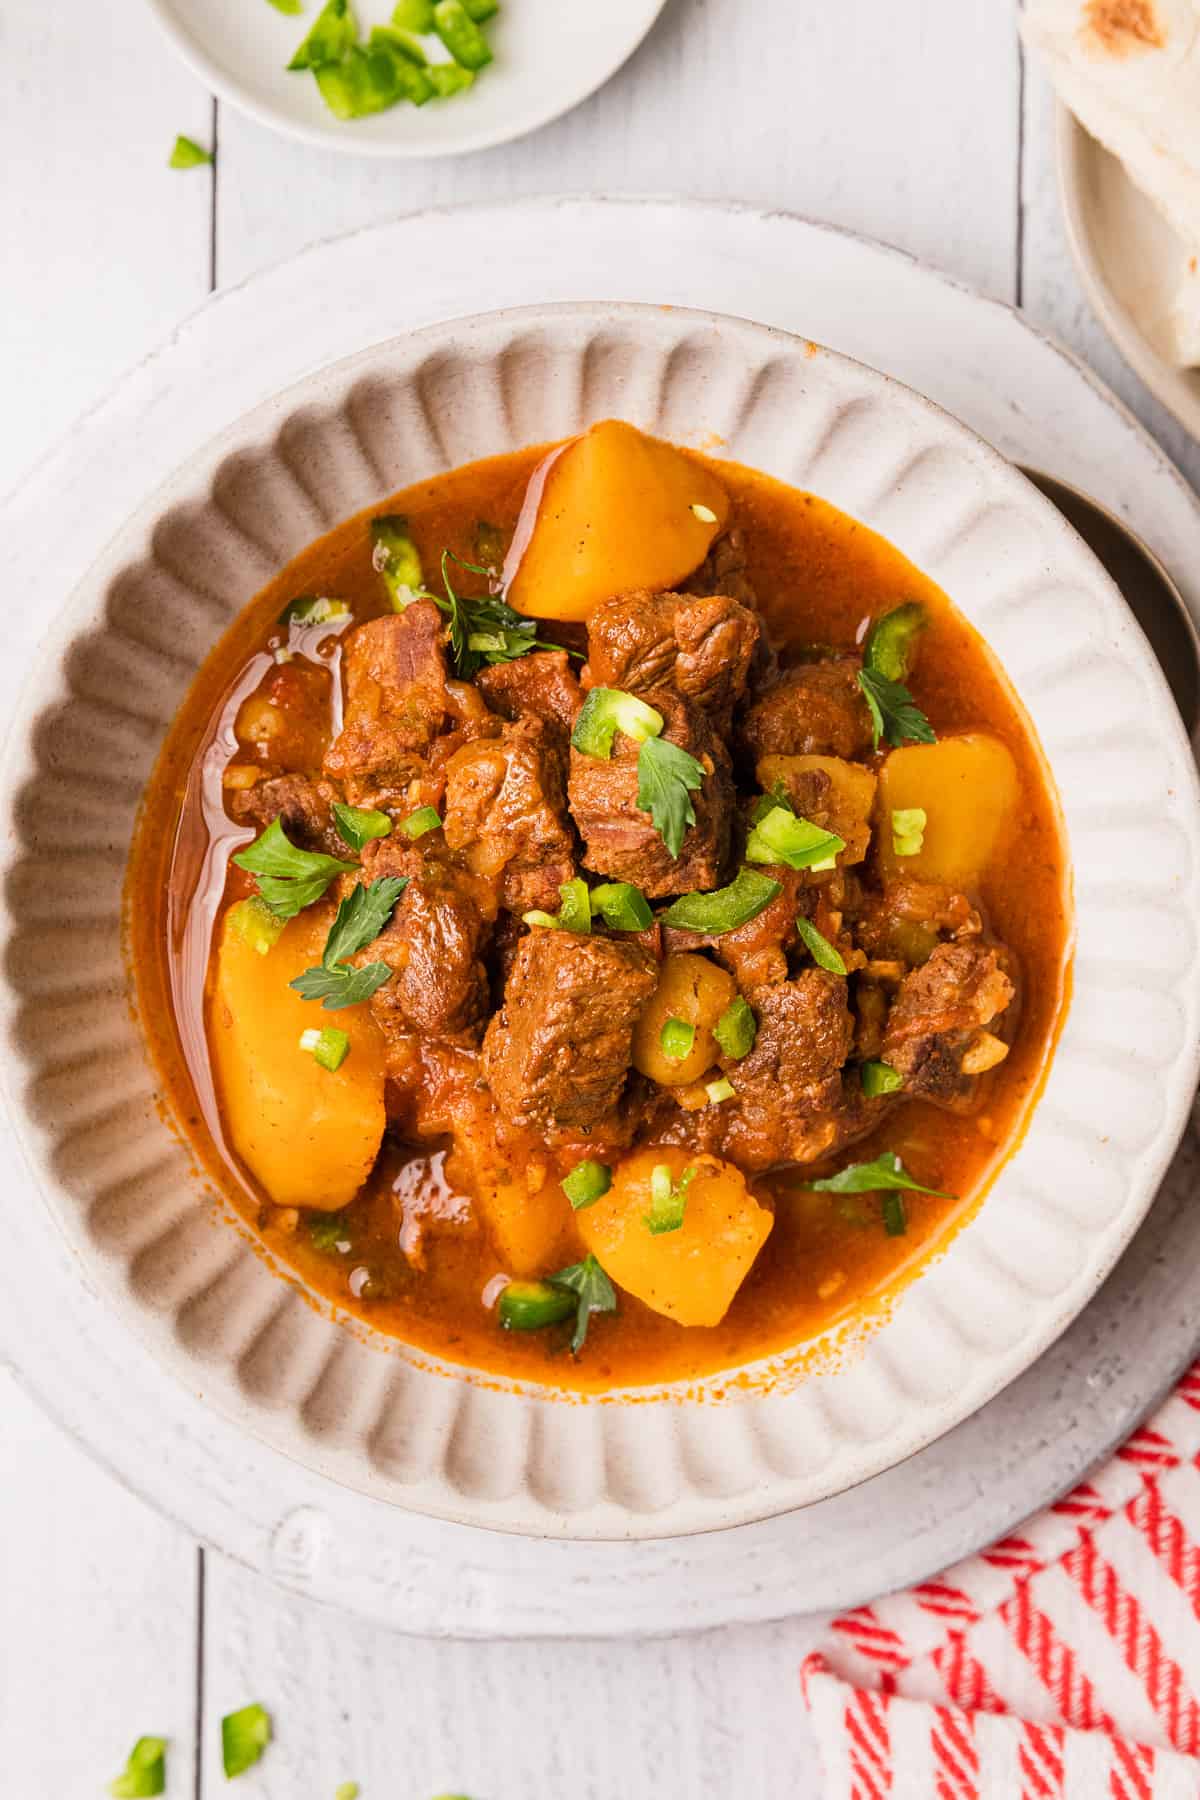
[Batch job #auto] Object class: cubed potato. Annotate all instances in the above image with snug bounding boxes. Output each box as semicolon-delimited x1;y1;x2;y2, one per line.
210;904;387;1211
632;952;737;1087
876;733;1020;887
576;1147;772;1326
448;1125;575;1278
757;753;878;863
506;420;730;622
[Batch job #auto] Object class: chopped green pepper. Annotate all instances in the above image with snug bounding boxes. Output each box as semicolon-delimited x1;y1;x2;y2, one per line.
660;1018;696;1062
861;1059;903;1098
523;877;592;934
371;516;427;605
462;0;499;18
299;1025;351;1071
498;1280;576;1332
571;686;664;757
432;0;494;68
562;1160;612;1210
660;868;781;935
428;63;476;96
279;594;351;626
333;802;393;851
705;1076;736;1103
882;1193;907;1236
107;1736;167;1798
713;994;757;1058
288;0;356;68
891;806;927;857
310;1210;351;1251
645;1164;696;1236
745;805;844;871
221;1704;272;1779
400;805;442;839
392;0;434;25
589;882;653;931
795;915;847;975
168;135;212;169
227;895;287;956
863;601;927;683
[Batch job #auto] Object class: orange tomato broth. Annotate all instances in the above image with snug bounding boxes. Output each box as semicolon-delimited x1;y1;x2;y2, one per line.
127;442;1073;1392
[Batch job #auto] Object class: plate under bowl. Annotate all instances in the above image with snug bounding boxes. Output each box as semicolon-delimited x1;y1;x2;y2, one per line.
2;300;1198;1538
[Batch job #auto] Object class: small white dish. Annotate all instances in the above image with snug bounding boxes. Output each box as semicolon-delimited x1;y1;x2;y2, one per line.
2;297;1199;1541
1057;103;1200;439
142;0;666;157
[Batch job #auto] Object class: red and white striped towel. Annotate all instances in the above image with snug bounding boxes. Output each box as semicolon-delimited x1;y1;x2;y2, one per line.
803;1361;1200;1797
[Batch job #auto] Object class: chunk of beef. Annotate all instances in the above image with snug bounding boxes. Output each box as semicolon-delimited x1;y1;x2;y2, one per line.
482;931;657;1137
356;837;495;1050
852;879;982;969
324;601;449;807
476;650;582;740
442;717;576;915
569;687;732;898
585;589;760;722
682;527;759;611
882;942;1015;1105
739;655;874;761
717;971;856;1170
228;772;344;858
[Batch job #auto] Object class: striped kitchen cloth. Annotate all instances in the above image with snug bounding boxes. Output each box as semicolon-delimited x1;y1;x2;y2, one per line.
802;1361;1200;1797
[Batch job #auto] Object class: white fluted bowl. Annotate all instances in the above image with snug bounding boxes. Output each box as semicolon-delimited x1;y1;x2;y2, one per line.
2;301;1197;1538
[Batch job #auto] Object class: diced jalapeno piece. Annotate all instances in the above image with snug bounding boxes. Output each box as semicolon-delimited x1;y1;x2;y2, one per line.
392;0;434;25
400;805;442;839
660;869;780;935
287;0;355;68
861;1059;903;1098
333;802;393;851
562;1160;611;1210
433;0;494;68
299;1026;351;1072
227;896;287;957
371;515;427;604
279;594;351;626
589;882;653;931
863;601;927;683
462;0;499;18
497;1281;576;1332
660;1018;696;1062
571;686;663;757
713;994;757;1059
745;805;844;871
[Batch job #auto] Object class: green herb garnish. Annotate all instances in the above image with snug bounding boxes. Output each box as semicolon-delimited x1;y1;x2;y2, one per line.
288;0;356;67
221;1704;272;1779
549;1253;618;1353
860;1059;903;1098
805;1151;953;1199
636;735;706;859
300;1025;351;1071
438;550;553;679
233;818;358;920
333;802;393;851
660;1017;696;1062
745;804;844;871
523;877;592;934
289;875;406;1009
588;882;653;931
659;868;781;935
857;667;937;752
168;136;212;169
107;1736;167;1798
795;915;847;975
400;805;442;839
713;994;757;1058
562;1160;612;1210
645;1163;697;1236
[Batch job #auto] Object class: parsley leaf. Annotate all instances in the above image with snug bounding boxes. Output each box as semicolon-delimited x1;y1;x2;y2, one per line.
636;736;706;858
290;961;393;1009
804;1150;953;1199
437;549;556;679
289;876;406;1010
547;1253;617;1355
857;667;937;751
322;877;407;965
232;818;357;920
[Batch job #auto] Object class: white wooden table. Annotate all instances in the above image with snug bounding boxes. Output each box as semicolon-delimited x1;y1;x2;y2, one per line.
3;4;1198;1793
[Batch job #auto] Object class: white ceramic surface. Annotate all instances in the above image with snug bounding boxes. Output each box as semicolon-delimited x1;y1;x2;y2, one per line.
3;287;1198;1544
142;0;666;158
1057;103;1200;440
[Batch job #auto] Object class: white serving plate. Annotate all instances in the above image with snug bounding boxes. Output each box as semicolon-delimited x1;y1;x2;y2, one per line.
2;295;1198;1544
142;0;666;157
1057;104;1200;439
